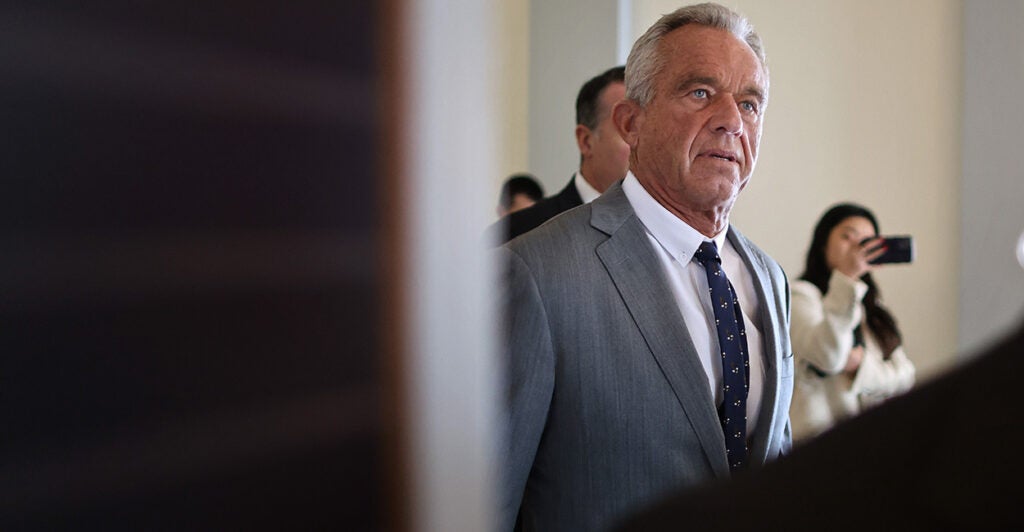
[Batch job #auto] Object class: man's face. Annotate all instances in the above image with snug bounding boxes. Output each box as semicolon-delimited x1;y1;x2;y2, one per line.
580;82;631;193
624;25;767;215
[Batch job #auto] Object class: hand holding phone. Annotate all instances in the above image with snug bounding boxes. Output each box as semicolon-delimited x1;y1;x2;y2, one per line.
862;235;914;264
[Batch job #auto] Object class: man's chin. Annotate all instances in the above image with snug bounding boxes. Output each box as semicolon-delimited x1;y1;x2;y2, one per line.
700;186;743;211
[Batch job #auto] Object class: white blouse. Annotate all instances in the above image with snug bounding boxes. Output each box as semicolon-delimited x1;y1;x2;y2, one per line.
789;270;916;443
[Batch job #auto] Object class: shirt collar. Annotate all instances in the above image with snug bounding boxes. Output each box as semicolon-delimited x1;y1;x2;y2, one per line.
621;171;729;264
574;170;602;204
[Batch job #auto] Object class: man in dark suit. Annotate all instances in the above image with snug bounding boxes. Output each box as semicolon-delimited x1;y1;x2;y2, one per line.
498;4;792;530
616;317;1024;530
486;66;630;244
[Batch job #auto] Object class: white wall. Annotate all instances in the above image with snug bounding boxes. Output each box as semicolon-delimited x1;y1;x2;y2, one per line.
959;0;1024;356
403;1;500;530
630;0;963;380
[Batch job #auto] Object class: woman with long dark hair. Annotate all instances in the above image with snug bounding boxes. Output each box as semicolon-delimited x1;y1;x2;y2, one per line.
790;203;915;442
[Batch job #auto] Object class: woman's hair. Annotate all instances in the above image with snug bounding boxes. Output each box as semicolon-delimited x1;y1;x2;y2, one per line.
800;202;902;358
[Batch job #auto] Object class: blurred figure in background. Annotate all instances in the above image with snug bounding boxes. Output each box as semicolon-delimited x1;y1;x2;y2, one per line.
486;66;630;244
496;173;545;217
789;203;915;443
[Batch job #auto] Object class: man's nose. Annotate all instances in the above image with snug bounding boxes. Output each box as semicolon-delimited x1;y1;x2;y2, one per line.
709;96;743;136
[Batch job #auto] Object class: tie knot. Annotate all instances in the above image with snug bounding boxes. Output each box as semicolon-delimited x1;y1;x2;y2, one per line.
694;241;722;267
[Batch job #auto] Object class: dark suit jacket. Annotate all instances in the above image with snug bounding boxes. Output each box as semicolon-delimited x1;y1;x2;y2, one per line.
616;317;1024;531
498;181;793;531
485;177;583;245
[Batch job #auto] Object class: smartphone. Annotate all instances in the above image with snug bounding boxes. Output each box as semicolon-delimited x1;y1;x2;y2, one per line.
862;235;914;264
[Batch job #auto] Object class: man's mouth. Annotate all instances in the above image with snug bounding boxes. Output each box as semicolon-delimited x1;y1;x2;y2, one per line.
704;150;738;162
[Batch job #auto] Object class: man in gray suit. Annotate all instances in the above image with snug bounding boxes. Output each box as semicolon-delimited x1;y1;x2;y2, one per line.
498;4;793;531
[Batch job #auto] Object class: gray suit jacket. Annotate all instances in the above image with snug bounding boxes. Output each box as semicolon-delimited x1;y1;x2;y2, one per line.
498;182;794;531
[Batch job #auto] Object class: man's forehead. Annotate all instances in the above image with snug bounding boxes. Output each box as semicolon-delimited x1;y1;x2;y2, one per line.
661;26;762;66
657;27;767;91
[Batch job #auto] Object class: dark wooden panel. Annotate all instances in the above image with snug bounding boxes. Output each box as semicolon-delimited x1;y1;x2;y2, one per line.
0;2;385;529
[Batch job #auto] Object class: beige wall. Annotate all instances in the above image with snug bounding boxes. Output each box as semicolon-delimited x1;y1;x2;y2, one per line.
629;0;963;380
497;1;530;182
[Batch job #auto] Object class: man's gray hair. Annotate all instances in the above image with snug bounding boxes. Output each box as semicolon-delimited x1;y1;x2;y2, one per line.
625;2;767;107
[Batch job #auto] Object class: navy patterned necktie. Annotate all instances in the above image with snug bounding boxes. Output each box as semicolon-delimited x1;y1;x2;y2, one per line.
693;240;750;470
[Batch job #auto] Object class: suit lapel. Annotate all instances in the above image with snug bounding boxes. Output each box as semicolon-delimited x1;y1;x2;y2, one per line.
592;185;731;479
727;228;783;465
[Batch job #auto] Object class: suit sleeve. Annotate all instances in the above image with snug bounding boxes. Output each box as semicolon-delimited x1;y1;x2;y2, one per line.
496;247;555;531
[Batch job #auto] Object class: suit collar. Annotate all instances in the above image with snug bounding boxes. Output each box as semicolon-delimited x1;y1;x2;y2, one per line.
620;172;728;265
726;227;779;376
589;179;632;237
726;227;785;464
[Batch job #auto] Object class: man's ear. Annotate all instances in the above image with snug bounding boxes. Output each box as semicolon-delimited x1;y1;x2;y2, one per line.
575;124;591;158
612;99;641;148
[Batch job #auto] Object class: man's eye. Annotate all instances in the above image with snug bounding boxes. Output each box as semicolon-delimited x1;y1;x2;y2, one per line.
693;89;709;98
740;101;759;113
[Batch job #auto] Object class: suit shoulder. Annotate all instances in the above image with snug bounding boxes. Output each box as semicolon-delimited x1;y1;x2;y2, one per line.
504;183;583;241
502;197;560;239
505;203;596;258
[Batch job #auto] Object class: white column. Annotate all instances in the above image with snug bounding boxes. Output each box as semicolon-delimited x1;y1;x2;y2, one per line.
403;1;500;530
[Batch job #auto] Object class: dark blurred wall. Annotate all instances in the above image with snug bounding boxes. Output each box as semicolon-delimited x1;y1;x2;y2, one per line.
0;2;384;529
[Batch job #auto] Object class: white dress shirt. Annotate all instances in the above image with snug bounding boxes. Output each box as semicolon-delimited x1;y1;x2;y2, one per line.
573;170;602;204
622;172;765;433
